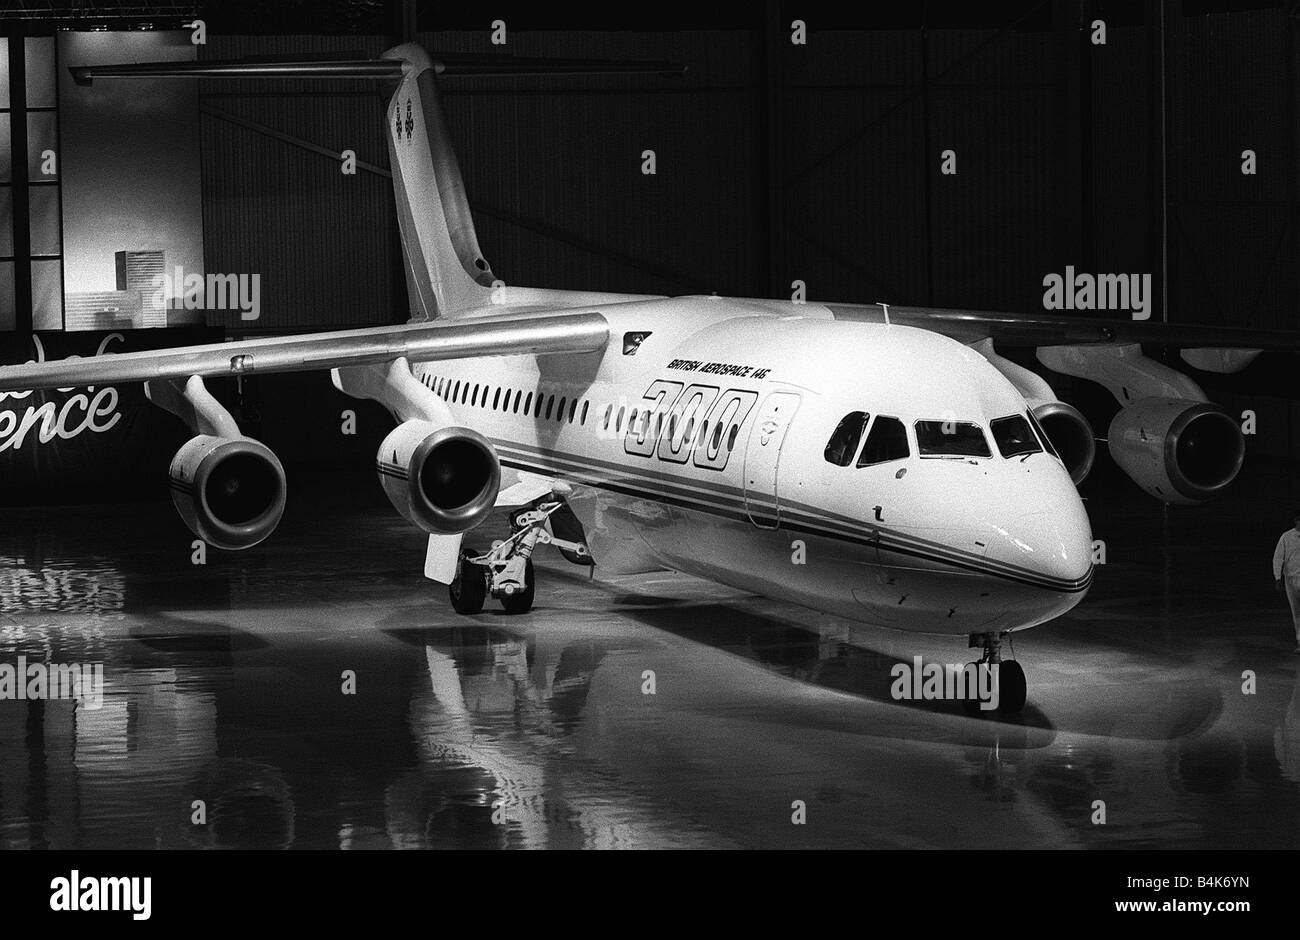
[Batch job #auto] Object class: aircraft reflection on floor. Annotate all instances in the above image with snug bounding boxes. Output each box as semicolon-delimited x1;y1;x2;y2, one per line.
0;475;1298;848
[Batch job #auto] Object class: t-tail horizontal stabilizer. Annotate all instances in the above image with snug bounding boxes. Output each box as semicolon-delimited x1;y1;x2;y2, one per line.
69;54;685;85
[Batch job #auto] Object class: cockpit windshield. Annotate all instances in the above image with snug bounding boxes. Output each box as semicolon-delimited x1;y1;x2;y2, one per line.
915;420;991;458
990;414;1043;458
824;411;869;466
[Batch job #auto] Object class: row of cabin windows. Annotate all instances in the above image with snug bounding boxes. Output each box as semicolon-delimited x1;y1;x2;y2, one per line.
419;370;746;455
823;411;1047;467
422;371;590;426
601;402;743;454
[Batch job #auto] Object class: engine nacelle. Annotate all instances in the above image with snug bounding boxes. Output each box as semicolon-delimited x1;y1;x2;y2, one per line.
377;421;500;534
169;435;287;550
1107;396;1245;504
1031;401;1096;485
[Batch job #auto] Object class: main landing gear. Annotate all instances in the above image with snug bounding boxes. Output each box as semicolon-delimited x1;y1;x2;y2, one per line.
448;501;591;616
965;631;1027;715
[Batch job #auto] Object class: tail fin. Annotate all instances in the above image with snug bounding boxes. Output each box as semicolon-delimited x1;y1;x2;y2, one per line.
381;44;495;321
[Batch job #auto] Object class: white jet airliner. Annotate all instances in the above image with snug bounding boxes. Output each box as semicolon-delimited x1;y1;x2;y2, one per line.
3;43;1291;712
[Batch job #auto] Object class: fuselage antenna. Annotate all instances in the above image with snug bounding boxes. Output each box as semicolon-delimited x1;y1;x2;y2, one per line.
877;302;891;326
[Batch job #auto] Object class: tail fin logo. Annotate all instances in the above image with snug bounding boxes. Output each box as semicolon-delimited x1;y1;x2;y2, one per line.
404;100;414;141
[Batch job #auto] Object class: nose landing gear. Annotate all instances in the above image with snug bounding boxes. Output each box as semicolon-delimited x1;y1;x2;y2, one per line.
447;500;591;615
966;631;1027;714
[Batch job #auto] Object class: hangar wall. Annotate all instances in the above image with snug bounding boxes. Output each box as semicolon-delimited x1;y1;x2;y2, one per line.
197;12;1299;334
197;35;401;333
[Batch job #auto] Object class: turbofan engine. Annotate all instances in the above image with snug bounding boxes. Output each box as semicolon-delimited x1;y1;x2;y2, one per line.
377;421;501;534
169;435;287;550
1031;401;1096;485
1107;396;1245;504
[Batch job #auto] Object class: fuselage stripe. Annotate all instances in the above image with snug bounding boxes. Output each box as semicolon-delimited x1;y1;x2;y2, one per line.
487;441;1091;593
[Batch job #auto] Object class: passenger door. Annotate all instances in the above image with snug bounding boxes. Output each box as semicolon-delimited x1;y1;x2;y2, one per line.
743;391;802;529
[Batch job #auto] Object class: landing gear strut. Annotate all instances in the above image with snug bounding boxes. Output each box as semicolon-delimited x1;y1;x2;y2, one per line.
966;631;1027;714
447;500;590;615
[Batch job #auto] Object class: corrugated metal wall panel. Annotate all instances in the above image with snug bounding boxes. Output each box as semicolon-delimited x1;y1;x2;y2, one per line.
424;29;762;297
781;31;928;304
1089;27;1150;285
778;29;1057;311
200;35;400;333
1169;9;1293;331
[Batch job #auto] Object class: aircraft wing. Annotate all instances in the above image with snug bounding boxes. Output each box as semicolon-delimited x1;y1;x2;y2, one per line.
0;312;609;391
826;302;1299;370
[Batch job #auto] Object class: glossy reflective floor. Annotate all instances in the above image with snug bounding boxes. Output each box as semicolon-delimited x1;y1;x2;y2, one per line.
1;467;1299;849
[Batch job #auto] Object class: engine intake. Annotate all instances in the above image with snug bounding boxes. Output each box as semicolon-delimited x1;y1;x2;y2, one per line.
1107;396;1245;504
169;435;287;550
378;421;500;534
1031;401;1095;485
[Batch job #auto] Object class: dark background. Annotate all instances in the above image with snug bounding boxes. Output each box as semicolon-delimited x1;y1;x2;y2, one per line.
1;0;1298;490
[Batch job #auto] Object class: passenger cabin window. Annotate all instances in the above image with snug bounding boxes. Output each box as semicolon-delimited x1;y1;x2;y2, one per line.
991;414;1042;458
857;416;910;466
824;411;870;466
915;420;991;457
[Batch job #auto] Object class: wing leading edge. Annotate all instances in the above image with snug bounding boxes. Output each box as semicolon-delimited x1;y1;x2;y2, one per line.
0;312;610;392
826;303;1300;351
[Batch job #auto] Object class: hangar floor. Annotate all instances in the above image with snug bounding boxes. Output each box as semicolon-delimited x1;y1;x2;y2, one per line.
1;466;1299;850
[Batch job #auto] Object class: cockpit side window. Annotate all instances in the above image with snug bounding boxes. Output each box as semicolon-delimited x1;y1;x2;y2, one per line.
915;420;992;457
1026;410;1060;459
991;414;1042;458
857;416;910;466
824;411;870;466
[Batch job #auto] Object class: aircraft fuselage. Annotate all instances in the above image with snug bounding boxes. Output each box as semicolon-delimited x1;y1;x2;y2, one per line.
413;294;1094;636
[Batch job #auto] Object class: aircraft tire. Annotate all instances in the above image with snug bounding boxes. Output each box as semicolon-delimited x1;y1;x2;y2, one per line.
499;559;535;614
449;551;487;614
996;660;1027;714
962;662;985;714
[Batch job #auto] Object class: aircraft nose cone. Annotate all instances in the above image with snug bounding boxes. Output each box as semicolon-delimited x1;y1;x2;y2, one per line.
986;500;1094;590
